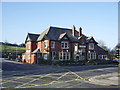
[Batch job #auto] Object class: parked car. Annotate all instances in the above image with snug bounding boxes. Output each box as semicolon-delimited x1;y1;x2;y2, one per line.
112;59;119;63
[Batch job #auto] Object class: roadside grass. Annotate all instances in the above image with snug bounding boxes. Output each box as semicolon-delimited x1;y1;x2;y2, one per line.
0;44;25;53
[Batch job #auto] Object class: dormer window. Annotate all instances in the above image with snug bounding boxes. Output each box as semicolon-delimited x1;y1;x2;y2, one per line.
51;41;55;48
89;43;94;50
61;41;69;49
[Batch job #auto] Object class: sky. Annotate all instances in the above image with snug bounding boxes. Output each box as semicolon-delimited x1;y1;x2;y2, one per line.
1;2;118;49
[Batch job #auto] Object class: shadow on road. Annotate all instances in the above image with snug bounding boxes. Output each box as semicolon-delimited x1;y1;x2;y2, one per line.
2;59;118;73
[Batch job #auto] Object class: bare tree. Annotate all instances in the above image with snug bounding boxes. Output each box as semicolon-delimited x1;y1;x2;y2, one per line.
98;40;108;50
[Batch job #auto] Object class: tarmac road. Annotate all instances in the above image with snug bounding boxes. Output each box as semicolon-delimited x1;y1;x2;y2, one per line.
1;59;119;88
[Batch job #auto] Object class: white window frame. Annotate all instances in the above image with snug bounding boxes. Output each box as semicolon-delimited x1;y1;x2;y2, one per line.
44;42;48;48
98;55;107;59
103;55;107;59
88;52;96;60
89;43;94;50
61;41;69;49
51;41;55;48
59;52;70;60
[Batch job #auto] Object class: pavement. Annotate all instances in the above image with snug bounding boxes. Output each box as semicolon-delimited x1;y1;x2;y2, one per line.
89;72;119;87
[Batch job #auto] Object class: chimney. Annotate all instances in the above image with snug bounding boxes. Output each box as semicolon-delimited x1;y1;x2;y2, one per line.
72;25;75;36
79;27;82;36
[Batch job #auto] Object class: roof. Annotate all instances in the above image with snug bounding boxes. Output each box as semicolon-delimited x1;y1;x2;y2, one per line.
37;27;49;41
25;33;40;43
25;26;100;45
78;34;88;40
32;48;41;53
96;45;108;54
86;36;98;44
58;32;67;40
37;26;79;42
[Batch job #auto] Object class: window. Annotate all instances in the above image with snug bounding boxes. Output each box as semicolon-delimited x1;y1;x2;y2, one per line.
89;43;94;50
88;52;96;60
59;52;70;60
98;55;107;59
51;51;56;59
59;53;62;60
103;55;107;59
51;41;55;48
98;55;102;59
61;41;69;49
79;49;85;53
44;42;47;48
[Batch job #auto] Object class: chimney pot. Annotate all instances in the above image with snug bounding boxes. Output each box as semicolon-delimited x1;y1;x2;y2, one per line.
72;25;75;36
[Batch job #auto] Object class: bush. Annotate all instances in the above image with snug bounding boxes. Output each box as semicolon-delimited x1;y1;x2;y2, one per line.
53;59;59;65
105;58;110;61
85;60;97;65
37;57;51;65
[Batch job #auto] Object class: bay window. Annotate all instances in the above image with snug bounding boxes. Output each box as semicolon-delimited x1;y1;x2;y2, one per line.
59;52;70;60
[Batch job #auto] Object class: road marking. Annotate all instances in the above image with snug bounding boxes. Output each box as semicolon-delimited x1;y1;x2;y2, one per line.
70;71;85;80
15;73;51;88
2;71;85;88
16;71;85;88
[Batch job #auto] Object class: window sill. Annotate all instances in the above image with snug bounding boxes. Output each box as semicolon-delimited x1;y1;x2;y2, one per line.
61;47;69;49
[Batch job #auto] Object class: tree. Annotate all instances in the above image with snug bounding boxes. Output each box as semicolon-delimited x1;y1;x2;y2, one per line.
97;40;115;60
19;43;25;47
98;40;109;50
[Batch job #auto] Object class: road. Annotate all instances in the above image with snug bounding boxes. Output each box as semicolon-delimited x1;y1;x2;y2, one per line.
1;58;119;88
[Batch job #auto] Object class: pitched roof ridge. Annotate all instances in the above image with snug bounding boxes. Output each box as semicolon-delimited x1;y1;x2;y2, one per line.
28;32;40;35
50;26;72;30
97;45;108;51
88;36;93;38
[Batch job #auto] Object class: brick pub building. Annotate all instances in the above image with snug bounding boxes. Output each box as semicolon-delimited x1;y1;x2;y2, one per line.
22;26;108;64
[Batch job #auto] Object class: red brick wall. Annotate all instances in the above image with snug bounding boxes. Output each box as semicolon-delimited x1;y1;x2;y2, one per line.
38;40;50;52
50;40;73;53
24;41;38;64
31;54;36;64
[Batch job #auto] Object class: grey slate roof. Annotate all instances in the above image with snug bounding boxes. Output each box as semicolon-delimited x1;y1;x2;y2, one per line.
25;33;40;43
25;26;99;44
96;45;108;54
37;26;79;42
86;36;98;44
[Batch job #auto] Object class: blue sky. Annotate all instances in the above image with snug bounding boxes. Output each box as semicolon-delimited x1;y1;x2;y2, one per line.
2;2;118;49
